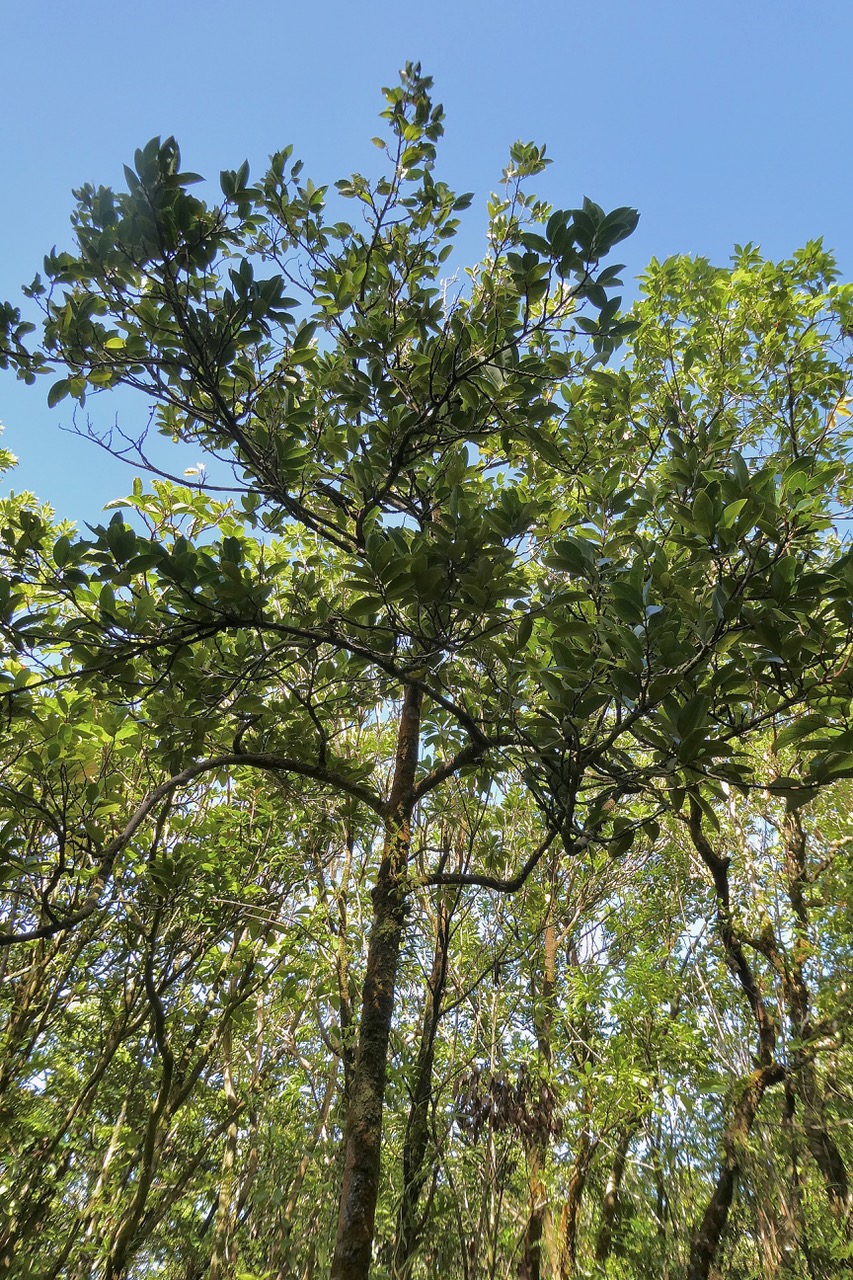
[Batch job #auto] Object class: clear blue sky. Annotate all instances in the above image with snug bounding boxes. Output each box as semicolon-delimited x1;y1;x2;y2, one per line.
3;0;852;524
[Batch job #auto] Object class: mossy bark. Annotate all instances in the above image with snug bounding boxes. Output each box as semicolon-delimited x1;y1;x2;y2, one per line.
391;891;452;1276
594;1127;632;1265
686;798;784;1280
331;685;422;1280
687;1064;785;1280
521;913;557;1280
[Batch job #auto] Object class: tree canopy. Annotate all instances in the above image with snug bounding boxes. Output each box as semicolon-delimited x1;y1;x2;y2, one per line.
2;64;853;1280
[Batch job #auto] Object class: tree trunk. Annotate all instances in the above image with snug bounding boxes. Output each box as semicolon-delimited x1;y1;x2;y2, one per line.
106;918;175;1280
594;1126;632;1265
558;938;597;1280
392;889;452;1276
336;832;357;1102
209;1021;239;1280
521;1144;549;1280
781;809;850;1218
687;1064;785;1280
331;685;422;1280
273;1061;339;1278
521;911;557;1280
559;1125;595;1279
686;798;785;1280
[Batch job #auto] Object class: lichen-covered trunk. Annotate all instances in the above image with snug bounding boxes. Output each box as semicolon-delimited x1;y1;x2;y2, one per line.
559;1125;595;1279
780;809;850;1218
209;1023;239;1280
521;912;557;1280
392;892;452;1277
686;798;784;1280
800;1067;850;1214
331;685;422;1280
594;1126;632;1264
521;1143;548;1280
687;1064;785;1280
335;833;357;1102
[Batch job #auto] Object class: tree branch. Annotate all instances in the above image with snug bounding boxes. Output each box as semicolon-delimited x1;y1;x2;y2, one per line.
0;751;384;947
422;828;559;893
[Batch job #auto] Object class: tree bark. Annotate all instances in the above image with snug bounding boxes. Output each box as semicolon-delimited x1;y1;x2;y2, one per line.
686;798;785;1280
392;889;452;1276
781;809;850;1217
559;1125;595;1280
273;1060;339;1279
336;832;357;1102
687;1063;785;1280
521;910;557;1280
331;684;422;1280
594;1126;632;1264
209;1021;239;1280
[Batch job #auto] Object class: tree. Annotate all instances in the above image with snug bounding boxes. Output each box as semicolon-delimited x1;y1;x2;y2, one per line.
3;65;853;1280
3;62;644;1279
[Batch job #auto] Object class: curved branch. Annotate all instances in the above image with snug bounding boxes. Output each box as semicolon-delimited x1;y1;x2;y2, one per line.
411;740;488;803
423;828;559;894
0;751;384;947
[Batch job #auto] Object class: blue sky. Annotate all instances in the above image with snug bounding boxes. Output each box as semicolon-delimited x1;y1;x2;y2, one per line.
2;0;852;523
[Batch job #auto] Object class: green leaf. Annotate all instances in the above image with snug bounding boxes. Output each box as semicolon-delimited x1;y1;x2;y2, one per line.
691;490;715;537
47;379;70;408
348;596;385;619
720;498;747;527
52;535;72;568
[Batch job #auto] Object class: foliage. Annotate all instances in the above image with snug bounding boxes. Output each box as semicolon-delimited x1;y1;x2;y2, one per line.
2;65;853;1280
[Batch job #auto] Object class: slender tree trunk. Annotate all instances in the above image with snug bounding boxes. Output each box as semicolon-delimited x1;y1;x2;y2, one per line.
331;685;422;1280
559;1126;595;1280
521;910;557;1280
69;1100;129;1280
227;990;265;1258
392;889;452;1276
650;1112;668;1254
730;802;850;1226
594;1126;632;1265
273;1061;339;1278
336;832;357;1102
781;809;850;1218
522;1144;548;1280
686;798;785;1280
785;1081;822;1280
688;1063;785;1280
107;912;175;1280
558;938;597;1280
209;1021;239;1280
